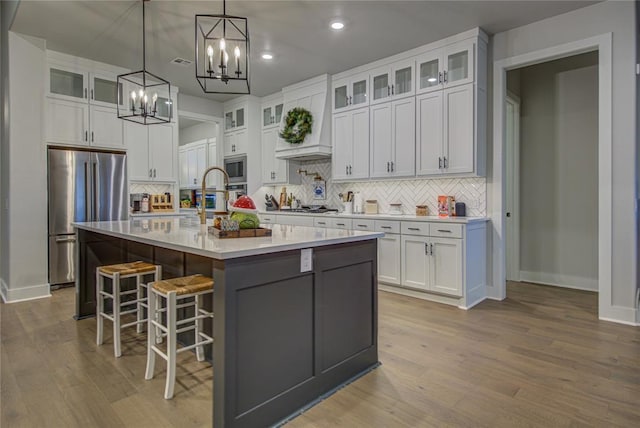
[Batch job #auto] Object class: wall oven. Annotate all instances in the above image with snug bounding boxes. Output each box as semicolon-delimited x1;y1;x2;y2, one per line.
224;155;247;183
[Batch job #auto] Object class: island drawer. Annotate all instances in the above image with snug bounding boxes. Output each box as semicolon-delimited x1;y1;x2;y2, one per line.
352;219;375;231
329;218;353;230
260;214;278;224
401;221;429;236
314;217;330;228
429;223;463;238
375;220;400;234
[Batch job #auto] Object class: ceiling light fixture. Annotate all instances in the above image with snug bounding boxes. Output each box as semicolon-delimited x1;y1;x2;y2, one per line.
331;21;345;30
117;0;172;125
262;53;273;60
195;0;250;94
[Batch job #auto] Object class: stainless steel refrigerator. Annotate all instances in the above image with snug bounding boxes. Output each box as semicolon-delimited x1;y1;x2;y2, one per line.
48;148;128;286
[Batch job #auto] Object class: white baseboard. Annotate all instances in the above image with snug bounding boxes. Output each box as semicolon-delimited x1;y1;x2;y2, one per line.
378;283;463;307
519;270;598;292
0;278;51;303
599;304;639;326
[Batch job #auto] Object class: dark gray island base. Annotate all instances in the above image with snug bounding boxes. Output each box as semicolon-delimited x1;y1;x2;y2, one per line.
75;228;379;427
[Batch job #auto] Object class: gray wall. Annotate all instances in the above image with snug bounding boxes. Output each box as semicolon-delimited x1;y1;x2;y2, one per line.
179;122;218;147
492;0;637;314
179;93;223;117
518;53;599;290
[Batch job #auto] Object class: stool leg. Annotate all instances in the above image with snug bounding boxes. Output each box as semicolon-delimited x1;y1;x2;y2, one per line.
155;266;163;344
195;294;205;362
113;272;122;358
145;288;157;380
96;271;104;346
165;291;177;400
136;273;143;334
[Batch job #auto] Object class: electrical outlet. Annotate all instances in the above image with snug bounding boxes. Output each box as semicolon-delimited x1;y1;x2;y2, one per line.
300;248;313;272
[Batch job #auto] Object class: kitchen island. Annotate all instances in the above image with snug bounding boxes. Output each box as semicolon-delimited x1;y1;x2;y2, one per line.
73;217;382;427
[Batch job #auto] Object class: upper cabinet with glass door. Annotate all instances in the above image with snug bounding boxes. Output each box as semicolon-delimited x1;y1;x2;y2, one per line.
224;105;246;132
369;58;415;106
332;71;369;113
89;72;124;109
48;62;89;103
262;99;284;128
416;39;474;94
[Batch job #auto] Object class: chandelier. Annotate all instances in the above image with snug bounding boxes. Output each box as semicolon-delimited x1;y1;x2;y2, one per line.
117;0;171;125
195;0;250;94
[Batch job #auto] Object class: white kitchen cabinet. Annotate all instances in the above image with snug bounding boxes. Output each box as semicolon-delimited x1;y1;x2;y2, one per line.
206;141;220;188
328;218;352;230
332;71;369;112
262;100;284;128
224;129;248;157
275;215;314;227
45;98;89;146
416;84;473;175
125;122;176;182
369;58;415;106
378;233;401;285
224;105;246;132
416;39;475;94
401;235;430;290
89;71;124;109
259;214;278;224
179;140;207;188
261;127;300;185
370;97;415;178
47;62;88;103
89;105;124;148
332;107;369;180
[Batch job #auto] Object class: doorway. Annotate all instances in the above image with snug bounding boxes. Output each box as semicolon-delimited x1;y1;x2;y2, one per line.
491;33;613;319
505;52;599;293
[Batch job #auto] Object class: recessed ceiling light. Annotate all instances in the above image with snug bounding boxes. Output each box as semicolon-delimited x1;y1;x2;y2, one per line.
331;21;345;30
262;53;273;60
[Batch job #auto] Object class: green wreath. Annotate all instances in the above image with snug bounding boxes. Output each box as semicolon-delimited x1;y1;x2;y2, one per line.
279;107;313;145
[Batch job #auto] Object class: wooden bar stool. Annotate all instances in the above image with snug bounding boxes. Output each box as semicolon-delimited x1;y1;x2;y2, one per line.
145;274;214;399
96;261;162;357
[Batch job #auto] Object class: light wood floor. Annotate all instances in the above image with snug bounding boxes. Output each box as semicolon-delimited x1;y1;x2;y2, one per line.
2;282;639;427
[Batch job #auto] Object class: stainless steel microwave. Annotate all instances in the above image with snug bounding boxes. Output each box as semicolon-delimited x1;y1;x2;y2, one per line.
224;155;247;183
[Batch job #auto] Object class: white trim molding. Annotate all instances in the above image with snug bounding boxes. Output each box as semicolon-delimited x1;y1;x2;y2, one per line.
519;271;598;292
1;278;51;303
491;34;618;321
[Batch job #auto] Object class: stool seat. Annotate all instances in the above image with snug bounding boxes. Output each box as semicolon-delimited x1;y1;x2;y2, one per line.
98;261;158;276
151;275;214;296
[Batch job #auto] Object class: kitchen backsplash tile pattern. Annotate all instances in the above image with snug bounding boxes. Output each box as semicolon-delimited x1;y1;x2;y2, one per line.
130;183;174;195
266;160;487;217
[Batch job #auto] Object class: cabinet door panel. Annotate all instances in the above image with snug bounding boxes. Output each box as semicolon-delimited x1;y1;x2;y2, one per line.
234;130;248;155
46;98;89;146
333;78;349;112
263;106;273;127
261;128;277;184
332;112;351;180
124;122;150;181
392;59;415;98
444;40;474;88
224;132;236;157
351;74;369;108
417;50;443;94
444;84;474;174
350;108;370;179
48;64;87;102
401;235;429;290
195;144;207;185
179;150;189;187
206;142;220;188
369;103;392;178
370;66;391;105
391;97;416;177
416;92;443;175
149;124;175;181
186;148;198;186
90;105;123;148
378;234;401;285
429;237;463;296
90;72;123;108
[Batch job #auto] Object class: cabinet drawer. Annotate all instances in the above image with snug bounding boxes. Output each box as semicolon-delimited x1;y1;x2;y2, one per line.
314;217;330;228
260;215;277;224
401;221;429;236
352;219;375;231
375;220;400;234
429;223;463;239
329;218;353;230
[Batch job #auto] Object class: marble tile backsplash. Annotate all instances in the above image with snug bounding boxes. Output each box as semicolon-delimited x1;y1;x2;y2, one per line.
130;183;174;195
261;160;487;217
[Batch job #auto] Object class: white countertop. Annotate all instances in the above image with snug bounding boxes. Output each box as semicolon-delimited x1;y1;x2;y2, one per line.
73;218;383;260
130;212;187;218
259;210;488;224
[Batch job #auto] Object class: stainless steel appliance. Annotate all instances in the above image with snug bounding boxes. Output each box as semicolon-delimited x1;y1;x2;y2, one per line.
48;148;127;286
224;155;247;183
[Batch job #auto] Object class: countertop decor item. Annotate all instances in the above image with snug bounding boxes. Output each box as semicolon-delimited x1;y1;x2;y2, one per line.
365;200;378;214
416;205;428;216
280;107;313;145
195;0;250;94
389;203;403;215
117;0;171;125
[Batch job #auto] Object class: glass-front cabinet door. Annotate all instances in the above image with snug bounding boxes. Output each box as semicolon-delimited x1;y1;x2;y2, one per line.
90;73;123;107
350;74;368;108
262;102;284;127
225;111;234;130
274;103;283;124
225;106;246;131
392;59;415;98
370;65;391;105
333;78;349;112
48;64;88;102
417;51;442;94
235;107;245;129
443;40;474;88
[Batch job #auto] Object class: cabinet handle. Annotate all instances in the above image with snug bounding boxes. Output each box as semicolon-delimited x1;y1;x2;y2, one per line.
349;165;352;174
91;89;94;100
390;161;394;172
336;223;345;226
153;169;156;178
91;131;94;142
391;84;395;95
425;243;429;255
357;224;368;228
437;229;452;233
317;222;326;225
387;85;391;96
430;243;434;255
438;72;443;84
85;131;88;141
273;171;276;179
381;226;392;229
439;157;442;169
386;162;390;172
444;157;448;168
443;70;447;83
408;227;421;231
346;165;349;175
149;169;152;178
84;88;87;98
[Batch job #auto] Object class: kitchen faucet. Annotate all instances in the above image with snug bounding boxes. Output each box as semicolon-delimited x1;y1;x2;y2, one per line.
200;166;230;225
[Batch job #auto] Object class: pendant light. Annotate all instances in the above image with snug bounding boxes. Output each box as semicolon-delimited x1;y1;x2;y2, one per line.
195;0;250;94
117;0;172;125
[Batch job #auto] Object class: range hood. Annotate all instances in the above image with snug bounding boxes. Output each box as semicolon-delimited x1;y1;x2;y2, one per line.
275;74;332;160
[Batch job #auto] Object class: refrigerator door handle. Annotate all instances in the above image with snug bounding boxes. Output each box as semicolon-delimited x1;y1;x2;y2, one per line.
55;235;76;243
92;162;98;221
84;162;90;220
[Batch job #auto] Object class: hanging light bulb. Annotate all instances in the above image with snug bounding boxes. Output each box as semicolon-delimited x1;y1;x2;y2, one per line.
207;45;214;73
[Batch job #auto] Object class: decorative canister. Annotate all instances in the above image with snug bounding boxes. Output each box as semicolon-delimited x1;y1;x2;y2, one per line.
364;200;378;214
416;205;428;216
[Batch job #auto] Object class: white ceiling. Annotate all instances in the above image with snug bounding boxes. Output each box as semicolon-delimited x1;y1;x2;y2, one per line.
11;1;599;102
